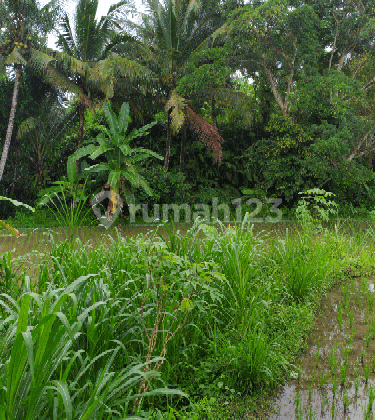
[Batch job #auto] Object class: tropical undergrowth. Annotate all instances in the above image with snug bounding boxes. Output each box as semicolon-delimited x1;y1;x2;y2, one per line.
0;217;373;418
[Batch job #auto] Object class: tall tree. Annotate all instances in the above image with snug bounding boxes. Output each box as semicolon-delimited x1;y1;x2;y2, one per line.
224;0;321;117
51;0;154;153
240;0;375;201
132;0;226;172
0;0;58;181
16;92;75;189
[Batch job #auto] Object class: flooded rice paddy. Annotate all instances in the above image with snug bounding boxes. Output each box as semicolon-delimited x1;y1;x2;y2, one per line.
0;219;372;256
0;221;300;257
3;220;375;419
272;270;375;419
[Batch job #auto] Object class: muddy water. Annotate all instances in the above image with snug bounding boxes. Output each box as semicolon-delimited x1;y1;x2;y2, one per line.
272;274;375;419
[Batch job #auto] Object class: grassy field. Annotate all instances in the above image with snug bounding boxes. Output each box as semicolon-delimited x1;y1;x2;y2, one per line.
0;218;374;418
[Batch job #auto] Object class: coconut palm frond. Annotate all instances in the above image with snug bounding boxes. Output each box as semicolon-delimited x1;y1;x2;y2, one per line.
49;104;81;139
44;65;87;98
22;97;76;142
100;33;138;59
75;0;102;61
107;0;134;16
5;48;27;65
94;53;155;85
53;51;91;77
28;48;55;73
57;12;77;56
212;87;249;107
182;0;202;32
106;0;136;29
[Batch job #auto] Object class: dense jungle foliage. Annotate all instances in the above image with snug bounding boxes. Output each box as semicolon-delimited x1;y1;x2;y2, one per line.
1;0;375;218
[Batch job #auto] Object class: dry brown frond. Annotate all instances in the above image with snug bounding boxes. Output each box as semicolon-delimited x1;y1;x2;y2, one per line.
185;106;224;163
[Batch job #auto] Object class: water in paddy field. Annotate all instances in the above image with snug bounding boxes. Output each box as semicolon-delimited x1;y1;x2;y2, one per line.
0;220;371;256
271;274;375;419
273;381;375;419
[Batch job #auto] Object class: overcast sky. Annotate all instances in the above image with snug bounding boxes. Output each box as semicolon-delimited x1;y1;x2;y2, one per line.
41;0;146;48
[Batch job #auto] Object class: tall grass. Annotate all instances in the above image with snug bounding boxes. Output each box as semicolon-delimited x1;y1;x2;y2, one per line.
0;217;372;417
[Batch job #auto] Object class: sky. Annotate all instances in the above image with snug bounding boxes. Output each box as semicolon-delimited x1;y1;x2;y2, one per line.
40;0;146;48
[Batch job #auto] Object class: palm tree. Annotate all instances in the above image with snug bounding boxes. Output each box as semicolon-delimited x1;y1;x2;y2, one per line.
0;0;58;181
132;0;227;172
16;93;77;189
50;0;154;153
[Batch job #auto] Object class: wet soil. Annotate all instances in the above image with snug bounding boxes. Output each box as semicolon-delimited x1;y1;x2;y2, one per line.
272;270;375;419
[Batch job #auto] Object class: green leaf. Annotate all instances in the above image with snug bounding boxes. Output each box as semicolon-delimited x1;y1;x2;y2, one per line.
67;157;77;184
121;171;140;188
48;381;73;420
22;331;35;381
108;170;121;188
132;148;163;160
119;144;131;156
127;122;157;142
89;146;113;160
180;298;193;311
6;333;28;415
103;102;119;140
118;102;130;133
16;295;32;336
0;196;35;212
5;48;27;65
96;132;110;147
71;145;97;161
83;163;110;174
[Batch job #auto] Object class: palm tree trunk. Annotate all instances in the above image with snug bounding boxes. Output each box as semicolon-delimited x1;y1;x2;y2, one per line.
211;98;217;128
164;113;172;174
78;101;85;149
75;101;86;171
179;127;186;172
0;65;22;182
11;151;18;196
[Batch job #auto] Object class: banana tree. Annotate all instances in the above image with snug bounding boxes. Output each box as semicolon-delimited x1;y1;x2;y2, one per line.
71;101;163;217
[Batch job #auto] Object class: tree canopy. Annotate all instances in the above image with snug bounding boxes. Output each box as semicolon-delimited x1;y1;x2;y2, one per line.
1;0;375;215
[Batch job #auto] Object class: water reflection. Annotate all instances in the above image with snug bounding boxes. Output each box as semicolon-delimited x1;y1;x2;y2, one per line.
272;381;375;419
271;276;375;419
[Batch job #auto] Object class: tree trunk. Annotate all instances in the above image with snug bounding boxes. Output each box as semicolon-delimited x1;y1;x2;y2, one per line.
179;127;186;172
211;98;217;128
164;113;172;174
263;65;288;117
78;101;85;149
11;149;18;196
76;101;85;171
0;65;22;182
